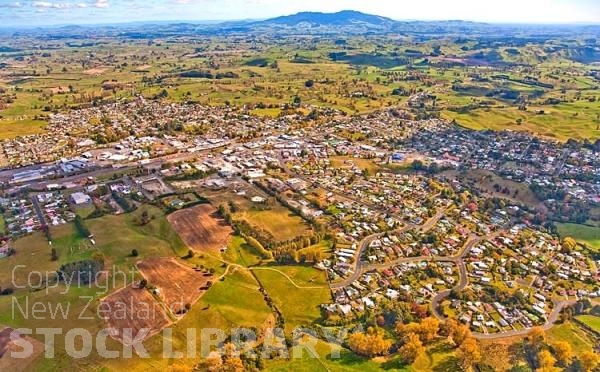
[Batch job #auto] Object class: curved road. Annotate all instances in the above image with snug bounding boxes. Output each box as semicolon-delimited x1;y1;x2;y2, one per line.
330;208;447;289
329;218;571;340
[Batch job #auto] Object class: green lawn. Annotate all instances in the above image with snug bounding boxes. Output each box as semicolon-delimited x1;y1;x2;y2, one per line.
265;339;409;372
223;235;264;267
236;206;313;242
547;322;595;357
254;266;331;335
576;315;600;333
556;223;600;252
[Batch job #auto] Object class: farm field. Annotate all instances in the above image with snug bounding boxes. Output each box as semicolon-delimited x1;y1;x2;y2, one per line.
167;204;232;254
0;327;45;371
253;266;330;334
137;257;212;314
99;285;171;345
202;186;313;243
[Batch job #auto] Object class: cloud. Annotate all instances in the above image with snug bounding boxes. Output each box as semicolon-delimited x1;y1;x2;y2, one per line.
0;2;22;8
94;0;109;8
32;1;76;9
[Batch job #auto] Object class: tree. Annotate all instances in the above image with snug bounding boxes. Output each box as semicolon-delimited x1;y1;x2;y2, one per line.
457;337;481;372
480;342;511;372
139;279;147;288
140;210;150;225
131;249;139;257
446;319;471;346
304;79;314;88
399;332;425;364
536;349;559;372
201;353;223;371
347;327;392;357
187;249;194;259
527;326;545;349
419;317;440;344
50;248;58;261
222;343;244;372
551;341;573;366
221;357;244;372
396;317;439;345
579;351;599;372
561;237;577;252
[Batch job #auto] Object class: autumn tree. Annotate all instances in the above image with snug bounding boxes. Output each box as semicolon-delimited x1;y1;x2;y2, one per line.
398;332;425;364
561;236;577;252
551;341;573;367
579;351;599;372
536;349;560;372
200;353;223;371
347;327;392;357
445;319;472;346
457;337;481;372
419;317;440;343
480;342;511;372
396;317;440;345
527;327;545;349
222;355;244;372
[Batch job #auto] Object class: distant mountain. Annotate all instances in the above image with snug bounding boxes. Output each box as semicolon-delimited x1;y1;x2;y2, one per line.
253;10;396;30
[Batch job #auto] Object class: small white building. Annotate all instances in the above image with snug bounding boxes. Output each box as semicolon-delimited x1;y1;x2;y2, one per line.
70;192;91;205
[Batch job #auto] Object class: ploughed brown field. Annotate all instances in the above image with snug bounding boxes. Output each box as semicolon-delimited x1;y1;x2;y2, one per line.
167;204;232;253
0;326;44;370
136;257;213;314
99;285;171;346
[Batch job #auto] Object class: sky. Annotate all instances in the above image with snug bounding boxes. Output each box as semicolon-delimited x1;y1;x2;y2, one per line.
0;0;599;27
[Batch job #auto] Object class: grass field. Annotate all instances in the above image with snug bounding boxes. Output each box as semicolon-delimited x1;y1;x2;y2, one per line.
236;207;313;242
222;235;264;267
202;186;313;243
576;315;600;333
329;156;383;174
556;223;600;252
0;203;281;370
547;322;596;357
265;338;409;372
253;266;331;334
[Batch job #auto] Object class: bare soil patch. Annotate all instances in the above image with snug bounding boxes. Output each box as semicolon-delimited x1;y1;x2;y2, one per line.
0;326;45;371
137;257;212;314
99;285;170;345
49;86;69;94
83;67;109;75
167;204;232;253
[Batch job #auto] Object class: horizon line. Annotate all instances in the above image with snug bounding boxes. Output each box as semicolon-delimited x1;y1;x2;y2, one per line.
2;9;600;29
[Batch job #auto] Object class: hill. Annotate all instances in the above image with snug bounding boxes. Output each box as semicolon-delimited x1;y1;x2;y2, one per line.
253;10;396;31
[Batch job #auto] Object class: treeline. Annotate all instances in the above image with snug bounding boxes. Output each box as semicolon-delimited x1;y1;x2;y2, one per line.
73;216;91;238
58;258;104;285
216;203;326;264
112;191;137;213
241;234;273;260
179;70;239;79
252;179;325;231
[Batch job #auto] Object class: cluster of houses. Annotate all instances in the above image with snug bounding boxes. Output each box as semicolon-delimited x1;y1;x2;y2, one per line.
324;261;459;318
36;191;73;226
0;197;40;237
0;97;308;169
406;123;600;207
